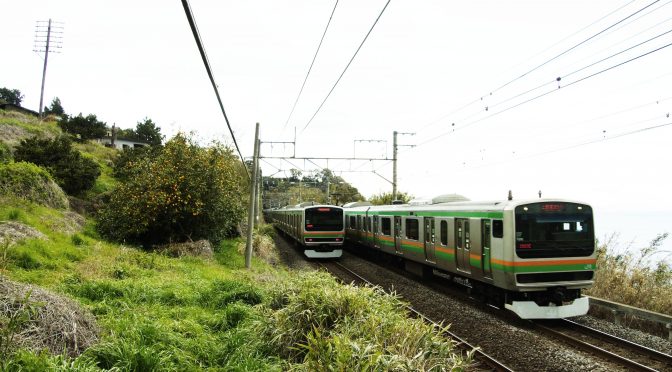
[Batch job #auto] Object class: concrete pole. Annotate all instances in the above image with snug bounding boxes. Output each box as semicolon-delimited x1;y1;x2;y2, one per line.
38;19;52;118
254;144;261;223
392;130;397;200
245;123;260;269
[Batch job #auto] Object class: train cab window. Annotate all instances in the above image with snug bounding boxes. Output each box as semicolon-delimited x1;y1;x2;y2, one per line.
440;221;448;245
493;220;503;238
381;217;391;236
405;218;419;240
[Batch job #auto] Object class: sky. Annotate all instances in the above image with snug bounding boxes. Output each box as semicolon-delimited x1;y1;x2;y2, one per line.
2;0;671;257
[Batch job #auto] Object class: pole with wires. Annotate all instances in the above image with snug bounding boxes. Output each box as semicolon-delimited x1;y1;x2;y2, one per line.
245;123;261;269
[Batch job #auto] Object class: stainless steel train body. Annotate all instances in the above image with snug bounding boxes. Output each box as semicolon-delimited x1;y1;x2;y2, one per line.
267;203;345;258
343;198;596;319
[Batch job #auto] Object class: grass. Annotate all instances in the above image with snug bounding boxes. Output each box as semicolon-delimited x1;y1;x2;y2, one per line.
0;197;471;370
75;142;119;195
586;233;672;316
0;110;61;144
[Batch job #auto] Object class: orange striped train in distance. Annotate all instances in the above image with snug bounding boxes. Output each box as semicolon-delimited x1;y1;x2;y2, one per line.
343;195;596;319
265;202;344;259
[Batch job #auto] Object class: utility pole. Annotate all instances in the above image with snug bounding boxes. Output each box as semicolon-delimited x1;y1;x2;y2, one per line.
392;131;415;200
245;123;260;269
34;19;63;118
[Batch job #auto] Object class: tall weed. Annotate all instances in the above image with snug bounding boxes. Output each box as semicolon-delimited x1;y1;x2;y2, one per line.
586;233;672;315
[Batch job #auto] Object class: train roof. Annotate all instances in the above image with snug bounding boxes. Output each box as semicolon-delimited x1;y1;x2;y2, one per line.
343;198;592;213
269;204;344;212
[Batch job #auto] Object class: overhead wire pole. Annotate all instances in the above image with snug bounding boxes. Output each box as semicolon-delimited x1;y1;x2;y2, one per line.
245;123;261;269
34;19;63;118
392;131;415;200
180;0;250;181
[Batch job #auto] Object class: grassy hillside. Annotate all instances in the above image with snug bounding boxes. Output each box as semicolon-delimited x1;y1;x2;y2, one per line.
1;110;468;370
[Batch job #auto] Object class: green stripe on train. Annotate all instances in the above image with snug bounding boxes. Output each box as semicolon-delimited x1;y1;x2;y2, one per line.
490;263;597;273
345;211;504;219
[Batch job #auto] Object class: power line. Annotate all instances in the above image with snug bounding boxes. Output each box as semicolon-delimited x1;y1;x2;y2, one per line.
417;0;665;134
180;0;250;181
283;0;339;131
301;0;392;132
459;120;672;172
415;40;672;148
489;0;662;95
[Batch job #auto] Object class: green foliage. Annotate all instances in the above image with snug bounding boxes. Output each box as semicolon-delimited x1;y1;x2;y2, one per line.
135;117;163;146
58;113;107;141
587;233;672;315
256;271;470;370
0;141;12;164
369;191;413;205
43;97;65;116
0;162;69;209
112;145;162;181
0;87;24;106
98;133;246;247
14;136;101;195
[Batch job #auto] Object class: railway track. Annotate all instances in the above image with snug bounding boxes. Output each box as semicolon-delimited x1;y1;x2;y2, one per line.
316;260;513;372
532;319;672;371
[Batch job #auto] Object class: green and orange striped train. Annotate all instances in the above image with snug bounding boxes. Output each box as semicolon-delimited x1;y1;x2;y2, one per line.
342;194;596;319
267;202;345;258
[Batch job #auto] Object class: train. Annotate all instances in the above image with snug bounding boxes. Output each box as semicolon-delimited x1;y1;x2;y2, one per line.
342;194;596;319
266;202;345;258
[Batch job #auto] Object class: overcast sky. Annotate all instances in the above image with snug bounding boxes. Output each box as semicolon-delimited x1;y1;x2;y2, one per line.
2;0;671;256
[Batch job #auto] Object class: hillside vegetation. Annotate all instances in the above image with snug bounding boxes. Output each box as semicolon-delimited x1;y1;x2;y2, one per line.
0;110;470;370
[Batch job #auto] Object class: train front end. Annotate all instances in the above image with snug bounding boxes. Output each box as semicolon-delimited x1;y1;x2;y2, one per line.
505;201;596;319
302;206;345;258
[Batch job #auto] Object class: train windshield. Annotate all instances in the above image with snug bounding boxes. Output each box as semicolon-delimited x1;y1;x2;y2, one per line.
515;203;594;258
305;207;343;231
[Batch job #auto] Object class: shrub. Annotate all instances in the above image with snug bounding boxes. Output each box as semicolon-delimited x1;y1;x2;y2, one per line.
0;162;69;209
0;141;11;163
58;113;107;141
14;136;101;195
98;133;246;247
586;233;672;315
112;145;162;181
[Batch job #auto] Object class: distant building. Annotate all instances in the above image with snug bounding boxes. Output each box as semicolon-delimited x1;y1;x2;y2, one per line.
96;136;150;150
0;103;39;117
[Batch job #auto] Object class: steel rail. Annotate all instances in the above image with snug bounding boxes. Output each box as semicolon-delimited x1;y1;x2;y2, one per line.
320;261;513;372
532;321;658;372
561;319;672;367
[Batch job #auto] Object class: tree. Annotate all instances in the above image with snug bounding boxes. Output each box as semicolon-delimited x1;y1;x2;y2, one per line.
14;136;101;195
58;113;107;141
0;87;24;106
135;117;164;146
369;191;412;205
98;133;247;247
43;97;65;116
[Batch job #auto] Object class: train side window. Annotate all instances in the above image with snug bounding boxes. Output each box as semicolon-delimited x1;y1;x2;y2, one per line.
440;220;447;245
405;218;419;240
349;216;356;229
493;220;503;238
381;217;391;236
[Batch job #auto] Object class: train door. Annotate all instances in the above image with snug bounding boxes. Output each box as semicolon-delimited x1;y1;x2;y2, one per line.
357;215;362;243
373;216;379;248
394;216;402;254
482;220;493;279
424;217;436;263
455;218;471;273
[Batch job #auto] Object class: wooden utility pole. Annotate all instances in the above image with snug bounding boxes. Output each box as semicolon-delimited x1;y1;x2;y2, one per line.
34;19;63;118
245;123;260;269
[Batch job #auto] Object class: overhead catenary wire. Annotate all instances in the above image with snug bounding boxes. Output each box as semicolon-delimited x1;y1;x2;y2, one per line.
489;0;662;96
301;0;392;132
283;0;339;131
180;0;250;181
414;40;672;148
417;0;666;134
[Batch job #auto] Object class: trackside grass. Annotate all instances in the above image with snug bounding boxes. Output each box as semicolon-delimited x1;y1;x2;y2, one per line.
0;199;470;370
586;233;671;315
